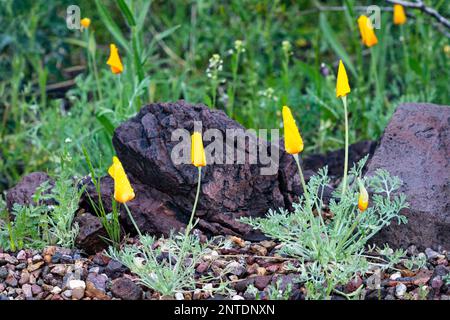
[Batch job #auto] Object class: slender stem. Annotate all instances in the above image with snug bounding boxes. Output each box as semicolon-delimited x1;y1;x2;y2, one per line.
173;167;202;274
185;167;202;236
341;96;349;197
7;221;16;252
400;25;409;95
124;203;143;238
293;153;309;205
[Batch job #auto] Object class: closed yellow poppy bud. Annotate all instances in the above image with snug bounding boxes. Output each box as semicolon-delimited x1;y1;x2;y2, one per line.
106;44;124;74
191;132;206;167
357;180;369;212
393;5;407;25
357;15;378;48
80;18;91;29
282;106;304;155
336;60;351;98
108;156;135;204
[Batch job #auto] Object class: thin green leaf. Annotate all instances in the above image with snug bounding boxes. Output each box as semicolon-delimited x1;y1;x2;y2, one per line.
94;0;131;53
117;0;136;27
137;1;152;31
319;13;356;77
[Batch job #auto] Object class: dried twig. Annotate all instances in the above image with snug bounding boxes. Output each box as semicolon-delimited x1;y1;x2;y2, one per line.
386;0;450;30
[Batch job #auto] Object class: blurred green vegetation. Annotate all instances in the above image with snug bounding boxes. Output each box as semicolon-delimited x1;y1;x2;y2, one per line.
0;0;449;192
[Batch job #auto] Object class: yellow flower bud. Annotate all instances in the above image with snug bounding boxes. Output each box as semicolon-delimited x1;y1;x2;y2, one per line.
191;132;206;167
80;18;91;29
282;106;304;155
393;5;407;25
106;44;124;74
357;15;378;48
336;60;351;98
108;156;135;204
358;180;369;212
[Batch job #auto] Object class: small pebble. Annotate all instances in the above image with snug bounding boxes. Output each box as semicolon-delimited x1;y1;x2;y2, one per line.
62;290;72;298
395;283;407;298
425;248;441;260
16;250;26;261
51;265;66;276
31;284;42;295
175;292;184;300
32;255;43;263
51;286;62;294
22;284;32;298
226;261;246;277
0;267;8;279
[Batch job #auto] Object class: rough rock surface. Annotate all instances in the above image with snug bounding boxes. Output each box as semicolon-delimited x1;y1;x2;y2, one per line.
86;101;286;239
6;101;375;244
367;103;450;250
79;101;377;240
110;277;142;300
5;172;53;211
74;212;108;254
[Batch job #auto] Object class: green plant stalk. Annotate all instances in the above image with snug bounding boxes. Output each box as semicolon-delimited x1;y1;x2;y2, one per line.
228;50;241;118
7;220;16;252
292;153;309;204
400;25;409;95
341;96;349;197
173;167;202;275
124;203;143;239
282;50;290;106
211;79;218;109
187;167;202;235
370;48;381;100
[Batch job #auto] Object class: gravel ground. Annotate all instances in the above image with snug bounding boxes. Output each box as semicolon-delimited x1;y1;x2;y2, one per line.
0;236;448;300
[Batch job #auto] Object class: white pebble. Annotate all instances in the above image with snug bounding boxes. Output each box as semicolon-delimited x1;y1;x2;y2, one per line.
68;280;86;290
395;283;407;298
175;292;184;300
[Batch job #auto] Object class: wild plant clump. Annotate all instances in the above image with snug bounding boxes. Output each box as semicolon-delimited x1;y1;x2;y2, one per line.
107;232;227;296
0;167;83;251
242;157;409;299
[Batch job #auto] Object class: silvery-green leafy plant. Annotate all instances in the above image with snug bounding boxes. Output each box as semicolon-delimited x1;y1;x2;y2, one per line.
242;156;408;299
107;231;228;297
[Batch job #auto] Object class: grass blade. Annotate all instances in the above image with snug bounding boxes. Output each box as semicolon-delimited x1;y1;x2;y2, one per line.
94;0;131;53
319;13;356;77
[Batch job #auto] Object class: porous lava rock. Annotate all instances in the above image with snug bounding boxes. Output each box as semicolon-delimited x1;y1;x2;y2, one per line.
5;172;53;211
367;103;450;250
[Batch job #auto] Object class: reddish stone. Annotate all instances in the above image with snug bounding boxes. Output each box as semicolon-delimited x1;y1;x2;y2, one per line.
367;103;450;250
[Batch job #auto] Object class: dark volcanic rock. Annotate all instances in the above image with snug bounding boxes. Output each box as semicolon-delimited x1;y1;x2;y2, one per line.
74;212;108;254
5;172;53;211
111;277;142;300
86;101;285;239
367;103;450;250
81;101;376;240
303;140;377;176
83;176;186;238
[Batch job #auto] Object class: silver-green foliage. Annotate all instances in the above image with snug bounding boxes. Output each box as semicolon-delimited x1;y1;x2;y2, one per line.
0;169;82;250
46;175;83;248
242;157;408;299
107;232;224;296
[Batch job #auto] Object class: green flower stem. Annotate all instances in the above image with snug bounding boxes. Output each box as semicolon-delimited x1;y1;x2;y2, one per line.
7;221;16;252
124;203;143;239
173;167;202;274
400;25;409;95
341;95;349;198
293;153;309;205
185;167;202;237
